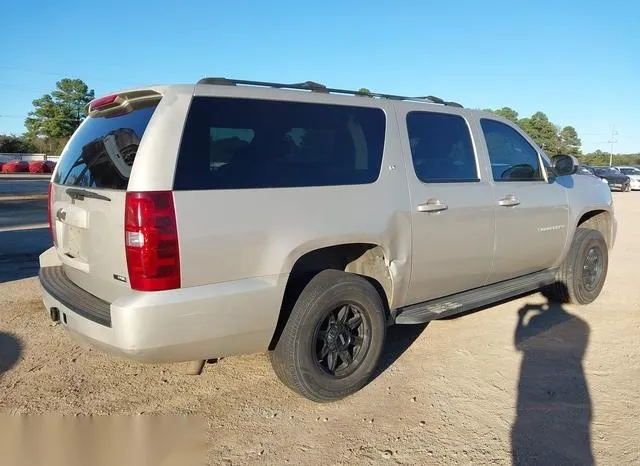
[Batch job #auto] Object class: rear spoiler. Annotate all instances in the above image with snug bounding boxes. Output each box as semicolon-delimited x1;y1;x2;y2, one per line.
85;89;162;117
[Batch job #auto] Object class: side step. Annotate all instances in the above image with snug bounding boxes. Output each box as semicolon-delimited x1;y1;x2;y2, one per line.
394;269;557;324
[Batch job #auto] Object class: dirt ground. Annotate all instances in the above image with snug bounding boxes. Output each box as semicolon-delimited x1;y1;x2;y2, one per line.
1;193;639;465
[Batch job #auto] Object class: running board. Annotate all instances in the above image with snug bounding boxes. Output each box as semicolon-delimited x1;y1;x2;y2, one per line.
394;269;557;324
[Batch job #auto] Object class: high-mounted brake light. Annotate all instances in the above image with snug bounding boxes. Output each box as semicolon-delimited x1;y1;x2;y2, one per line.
125;191;180;291
89;94;118;111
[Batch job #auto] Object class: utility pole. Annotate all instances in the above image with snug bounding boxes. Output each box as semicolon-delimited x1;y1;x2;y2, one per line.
608;127;618;166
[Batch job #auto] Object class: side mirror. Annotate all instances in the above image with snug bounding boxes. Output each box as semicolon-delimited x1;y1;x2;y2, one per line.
551;154;578;176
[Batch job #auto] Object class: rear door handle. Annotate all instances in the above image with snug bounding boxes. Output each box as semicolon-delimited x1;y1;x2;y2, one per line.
417;199;448;213
498;195;520;207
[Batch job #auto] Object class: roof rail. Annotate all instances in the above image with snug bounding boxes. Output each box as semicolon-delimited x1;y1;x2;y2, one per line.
196;77;463;108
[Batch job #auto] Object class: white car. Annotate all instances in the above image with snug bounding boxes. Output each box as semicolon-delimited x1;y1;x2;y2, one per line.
615;166;640;190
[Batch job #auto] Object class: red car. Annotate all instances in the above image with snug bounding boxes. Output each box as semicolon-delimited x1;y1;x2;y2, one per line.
1;160;29;173
28;160;56;173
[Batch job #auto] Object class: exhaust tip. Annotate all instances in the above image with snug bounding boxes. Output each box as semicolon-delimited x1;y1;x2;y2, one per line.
50;307;60;323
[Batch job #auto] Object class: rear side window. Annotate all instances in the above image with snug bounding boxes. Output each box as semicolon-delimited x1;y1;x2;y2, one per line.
406;111;478;182
53;102;158;189
174;97;386;190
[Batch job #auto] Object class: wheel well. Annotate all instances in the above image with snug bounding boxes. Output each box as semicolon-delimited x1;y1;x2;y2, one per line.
268;243;392;350
577;210;612;248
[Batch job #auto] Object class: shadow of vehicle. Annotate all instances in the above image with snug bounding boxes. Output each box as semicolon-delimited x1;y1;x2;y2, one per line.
511;286;593;465
372;323;428;380
0;332;22;376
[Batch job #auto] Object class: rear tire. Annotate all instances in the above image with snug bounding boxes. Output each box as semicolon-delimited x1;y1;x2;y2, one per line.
547;228;608;305
269;269;387;402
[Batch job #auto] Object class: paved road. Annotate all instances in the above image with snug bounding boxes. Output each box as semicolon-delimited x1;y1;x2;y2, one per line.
0;198;51;283
0;179;49;196
0;199;48;230
0;228;51;283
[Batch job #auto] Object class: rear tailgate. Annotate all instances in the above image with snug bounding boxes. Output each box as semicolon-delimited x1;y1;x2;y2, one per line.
49;90;162;302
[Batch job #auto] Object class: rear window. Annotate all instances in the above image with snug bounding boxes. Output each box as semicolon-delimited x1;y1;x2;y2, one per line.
595;167;620;176
620;168;640;175
53;102;158;189
174;97;386;190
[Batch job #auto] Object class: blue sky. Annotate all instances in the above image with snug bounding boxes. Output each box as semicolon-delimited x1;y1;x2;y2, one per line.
1;0;638;153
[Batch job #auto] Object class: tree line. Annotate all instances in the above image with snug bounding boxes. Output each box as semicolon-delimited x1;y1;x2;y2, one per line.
483;107;582;156
1;78;94;156
482;107;639;165
1;79;637;167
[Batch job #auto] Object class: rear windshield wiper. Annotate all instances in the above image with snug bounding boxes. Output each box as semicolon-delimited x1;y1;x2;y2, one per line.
65;188;111;202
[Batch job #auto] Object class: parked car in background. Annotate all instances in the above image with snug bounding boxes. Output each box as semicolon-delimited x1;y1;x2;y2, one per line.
27;160;56;174
1;160;29;173
577;165;604;179
579;166;610;186
584;166;631;192
614;166;640;191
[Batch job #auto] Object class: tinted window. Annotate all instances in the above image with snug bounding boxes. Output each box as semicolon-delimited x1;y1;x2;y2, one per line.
620;168;640;175
406;112;477;182
480;119;543;181
595;167;621;176
53;102;158;189
174;97;386;190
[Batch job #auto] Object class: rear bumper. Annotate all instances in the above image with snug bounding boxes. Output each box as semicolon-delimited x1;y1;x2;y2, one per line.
38;248;287;363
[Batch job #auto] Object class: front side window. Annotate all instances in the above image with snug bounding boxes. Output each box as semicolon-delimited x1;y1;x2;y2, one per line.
480;119;543;182
174;97;386;190
406;111;478;183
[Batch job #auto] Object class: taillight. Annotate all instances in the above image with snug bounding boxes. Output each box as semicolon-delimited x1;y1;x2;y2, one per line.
125;191;180;291
47;183;55;244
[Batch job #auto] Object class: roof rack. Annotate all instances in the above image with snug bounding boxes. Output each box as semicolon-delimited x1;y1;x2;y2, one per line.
196;77;463;108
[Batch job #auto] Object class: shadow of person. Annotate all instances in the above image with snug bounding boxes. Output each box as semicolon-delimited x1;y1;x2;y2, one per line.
0;332;22;376
511;288;593;465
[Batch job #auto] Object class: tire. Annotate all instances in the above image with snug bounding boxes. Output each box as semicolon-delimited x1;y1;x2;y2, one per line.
547;228;608;305
625;183;631;192
269;269;387;402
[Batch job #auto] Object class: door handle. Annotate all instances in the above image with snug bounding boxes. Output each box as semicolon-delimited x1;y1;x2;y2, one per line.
417;199;448;213
498;195;520;207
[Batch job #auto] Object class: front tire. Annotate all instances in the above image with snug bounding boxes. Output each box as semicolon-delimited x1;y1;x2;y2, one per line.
547;228;608;305
269;270;387;402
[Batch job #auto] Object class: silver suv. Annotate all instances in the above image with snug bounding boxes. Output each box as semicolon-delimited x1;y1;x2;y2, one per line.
39;78;616;402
